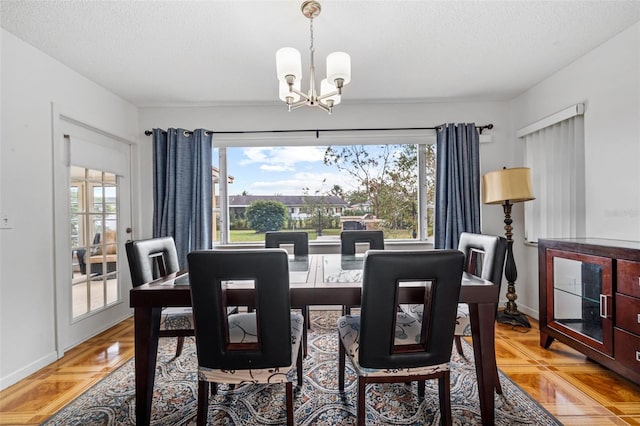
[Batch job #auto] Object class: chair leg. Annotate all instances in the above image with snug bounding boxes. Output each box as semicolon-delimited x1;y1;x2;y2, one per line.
297;341;303;387
438;373;452;426
454;335;465;358
338;336;346;392
197;380;209;426
303;306;311;330
175;336;185;357
357;377;366;426
417;380;425;398
302;321;308;358
494;368;503;394
285;381;294;426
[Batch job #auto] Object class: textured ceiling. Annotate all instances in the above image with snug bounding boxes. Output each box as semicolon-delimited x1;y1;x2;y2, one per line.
2;0;640;107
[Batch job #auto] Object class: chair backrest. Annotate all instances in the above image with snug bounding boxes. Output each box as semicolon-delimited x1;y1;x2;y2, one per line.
340;230;384;255
125;237;180;286
187;249;292;370
265;231;309;256
457;232;507;286
359;250;465;369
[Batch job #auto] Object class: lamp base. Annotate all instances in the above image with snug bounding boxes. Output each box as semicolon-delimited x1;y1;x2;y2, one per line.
496;309;531;328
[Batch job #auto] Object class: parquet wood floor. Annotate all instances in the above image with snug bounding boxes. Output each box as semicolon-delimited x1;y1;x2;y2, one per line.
1;315;639;425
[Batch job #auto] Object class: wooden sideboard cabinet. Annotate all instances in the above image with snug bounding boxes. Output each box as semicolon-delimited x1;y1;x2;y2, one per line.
538;238;640;385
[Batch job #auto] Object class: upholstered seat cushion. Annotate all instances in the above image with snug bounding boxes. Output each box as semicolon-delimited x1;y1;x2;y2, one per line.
198;312;304;384
159;307;194;331
337;313;449;377
401;303;471;336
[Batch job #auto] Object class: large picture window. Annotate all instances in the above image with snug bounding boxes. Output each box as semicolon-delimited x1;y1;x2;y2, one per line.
210;132;437;244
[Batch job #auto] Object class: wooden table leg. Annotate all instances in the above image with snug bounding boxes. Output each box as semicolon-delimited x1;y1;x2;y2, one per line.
134;306;161;426
468;302;496;426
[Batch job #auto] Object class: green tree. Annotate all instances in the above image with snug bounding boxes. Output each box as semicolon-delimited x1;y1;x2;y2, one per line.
324;145;394;217
324;144;419;234
245;200;287;233
379;145;418;235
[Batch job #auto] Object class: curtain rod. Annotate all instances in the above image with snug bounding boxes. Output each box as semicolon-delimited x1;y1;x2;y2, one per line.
144;124;494;137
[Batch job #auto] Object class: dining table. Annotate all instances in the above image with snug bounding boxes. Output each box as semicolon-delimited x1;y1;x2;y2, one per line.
130;253;502;425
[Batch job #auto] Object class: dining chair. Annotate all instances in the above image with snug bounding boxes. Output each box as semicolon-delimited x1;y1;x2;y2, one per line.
265;231;311;357
340;230;384;255
265;231;309;256
337;250;465;425
125;236;193;358
187;249;304;426
402;232;507;393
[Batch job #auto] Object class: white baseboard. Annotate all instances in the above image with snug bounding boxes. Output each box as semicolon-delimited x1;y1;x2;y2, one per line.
498;300;539;322
0;351;58;391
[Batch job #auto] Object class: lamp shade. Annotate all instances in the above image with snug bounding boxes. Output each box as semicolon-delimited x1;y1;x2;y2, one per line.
276;47;302;82
482;167;535;204
279;81;301;102
326;52;351;86
320;79;341;105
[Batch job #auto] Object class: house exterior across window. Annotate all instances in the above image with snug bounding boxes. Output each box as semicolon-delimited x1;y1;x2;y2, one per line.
226;195;348;220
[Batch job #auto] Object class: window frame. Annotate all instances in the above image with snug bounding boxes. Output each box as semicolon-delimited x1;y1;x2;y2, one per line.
211;130;440;245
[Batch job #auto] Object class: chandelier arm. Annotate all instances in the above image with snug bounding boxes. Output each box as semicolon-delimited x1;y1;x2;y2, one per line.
315;101;332;114
290;87;310;101
290;101;310;110
317;89;340;102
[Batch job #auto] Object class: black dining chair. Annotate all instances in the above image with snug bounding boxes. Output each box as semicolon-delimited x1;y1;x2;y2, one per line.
339;230;384;315
454;233;507;355
188;249;304;426
402;232;507;394
125;236;193;358
340;230;384;255
265;231;309;256
265;231;311;356
337;249;465;425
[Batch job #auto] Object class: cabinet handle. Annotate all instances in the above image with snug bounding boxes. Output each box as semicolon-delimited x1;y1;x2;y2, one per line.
600;295;610;318
637;351;640;362
638;314;640;324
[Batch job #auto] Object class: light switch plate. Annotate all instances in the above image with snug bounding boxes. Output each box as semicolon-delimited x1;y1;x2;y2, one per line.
0;212;12;229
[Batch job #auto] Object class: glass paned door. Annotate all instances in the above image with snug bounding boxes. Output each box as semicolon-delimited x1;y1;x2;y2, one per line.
70;166;120;319
547;249;613;355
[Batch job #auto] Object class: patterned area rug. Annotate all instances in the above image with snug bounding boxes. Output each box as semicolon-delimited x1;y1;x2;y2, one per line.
44;311;560;425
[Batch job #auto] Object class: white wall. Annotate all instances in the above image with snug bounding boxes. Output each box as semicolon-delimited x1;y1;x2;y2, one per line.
509;22;640;319
0;30;139;389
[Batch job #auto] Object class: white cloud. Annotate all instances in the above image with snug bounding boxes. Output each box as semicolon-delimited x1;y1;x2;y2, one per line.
249;170;357;195
260;164;294;172
238;146;325;170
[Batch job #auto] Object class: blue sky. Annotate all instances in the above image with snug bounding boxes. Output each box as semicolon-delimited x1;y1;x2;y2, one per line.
223;145;358;196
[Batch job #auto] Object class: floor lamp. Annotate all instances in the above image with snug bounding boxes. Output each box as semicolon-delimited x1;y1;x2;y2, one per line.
482;167;535;328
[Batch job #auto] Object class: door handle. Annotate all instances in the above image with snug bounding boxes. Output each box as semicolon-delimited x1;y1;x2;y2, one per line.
599;295;610;319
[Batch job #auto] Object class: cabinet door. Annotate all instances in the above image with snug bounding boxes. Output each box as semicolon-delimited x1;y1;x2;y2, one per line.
546;249;614;356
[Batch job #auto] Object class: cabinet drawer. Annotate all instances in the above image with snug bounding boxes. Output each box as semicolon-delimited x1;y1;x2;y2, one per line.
618;260;640;298
616;293;640;335
614;328;640;372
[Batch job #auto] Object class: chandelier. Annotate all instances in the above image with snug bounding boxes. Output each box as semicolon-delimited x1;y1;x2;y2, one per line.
276;0;351;114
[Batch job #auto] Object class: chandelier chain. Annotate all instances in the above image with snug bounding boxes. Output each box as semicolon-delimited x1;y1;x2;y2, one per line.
309;17;314;53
